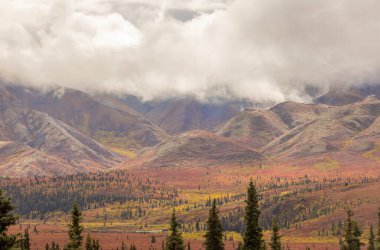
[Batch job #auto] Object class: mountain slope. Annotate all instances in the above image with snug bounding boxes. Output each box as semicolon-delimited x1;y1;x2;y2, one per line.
214;102;330;149
127;130;262;168
0;88;119;176
146;98;243;134
120;95;247;134
7;87;169;154
214;109;288;149
315;85;380;106
263;97;380;162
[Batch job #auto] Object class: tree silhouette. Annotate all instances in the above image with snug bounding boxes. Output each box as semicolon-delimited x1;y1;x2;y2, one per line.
165;209;185;250
205;199;224;250
0;189;18;250
243;180;265;250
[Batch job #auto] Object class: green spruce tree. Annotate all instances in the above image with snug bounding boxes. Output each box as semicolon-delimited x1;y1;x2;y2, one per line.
0;189;18;250
269;219;281;250
21;228;31;250
121;241;126;250
340;209;362;250
85;233;92;250
130;243;136;250
377;208;380;250
205;199;224;250
65;203;84;250
91;239;100;250
368;225;375;250
165;209;185;250
243;180;264;250
51;241;61;250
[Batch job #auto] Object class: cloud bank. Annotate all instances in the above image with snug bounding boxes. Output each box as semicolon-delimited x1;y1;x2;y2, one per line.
1;0;380;102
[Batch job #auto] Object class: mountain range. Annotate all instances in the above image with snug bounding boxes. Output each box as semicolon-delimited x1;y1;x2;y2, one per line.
1;84;380;176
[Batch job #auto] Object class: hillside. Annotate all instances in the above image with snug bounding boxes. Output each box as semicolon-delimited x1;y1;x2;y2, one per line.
264;97;380;163
120;95;248;134
214;102;330;149
0;88;119;176
127;130;262;168
7;87;169;154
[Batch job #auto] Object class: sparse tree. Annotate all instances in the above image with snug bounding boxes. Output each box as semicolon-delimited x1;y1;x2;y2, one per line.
243;180;264;250
121;241;126;250
130;243;136;250
377;208;380;250
340;209;362;250
269;219;281;250
85;233;92;250
205;199;224;250
0;189;18;250
368;225;375;250
165;209;185;250
65;203;84;250
20;228;31;250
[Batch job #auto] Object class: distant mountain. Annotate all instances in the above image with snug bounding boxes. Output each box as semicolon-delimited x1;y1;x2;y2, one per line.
214;102;329;149
0;88;119;176
127;130;262;168
263;96;380;161
315;85;380;106
214;93;380;167
121;96;250;134
144;98;245;134
3;83;380;176
7;87;169;155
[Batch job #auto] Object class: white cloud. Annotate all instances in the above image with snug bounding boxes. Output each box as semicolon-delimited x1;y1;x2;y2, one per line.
0;0;380;103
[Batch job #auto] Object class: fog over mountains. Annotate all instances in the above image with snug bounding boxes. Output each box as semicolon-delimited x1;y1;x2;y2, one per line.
0;84;380;176
2;0;380;103
2;0;380;176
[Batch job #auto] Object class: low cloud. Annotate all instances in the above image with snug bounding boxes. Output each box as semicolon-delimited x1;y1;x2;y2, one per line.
1;0;380;103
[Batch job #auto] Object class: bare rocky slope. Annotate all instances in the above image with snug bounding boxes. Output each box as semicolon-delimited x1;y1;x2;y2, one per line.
127;130;262;168
7;86;169;154
0;88;120;176
121;95;250;134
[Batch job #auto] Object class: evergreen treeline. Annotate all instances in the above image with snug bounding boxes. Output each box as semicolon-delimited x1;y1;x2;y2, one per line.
1;182;380;250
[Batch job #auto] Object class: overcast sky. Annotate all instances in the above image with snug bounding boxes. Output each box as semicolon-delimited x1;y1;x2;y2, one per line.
1;0;380;102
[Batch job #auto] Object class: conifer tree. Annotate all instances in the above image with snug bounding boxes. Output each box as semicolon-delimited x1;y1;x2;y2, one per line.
65;203;84;250
21;228;31;250
130;243;136;250
205;199;224;250
85;233;92;250
368;225;375;250
91;239;100;250
165;209;185;250
377;208;380;250
51;241;60;250
0;189;18;250
340;209;362;250
243;180;264;250
269;219;281;250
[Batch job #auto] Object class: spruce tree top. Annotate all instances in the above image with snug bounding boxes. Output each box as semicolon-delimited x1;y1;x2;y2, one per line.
0;190;17;233
269;219;281;250
66;203;84;250
165;209;185;250
205;199;224;250
0;189;18;250
243;180;263;250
